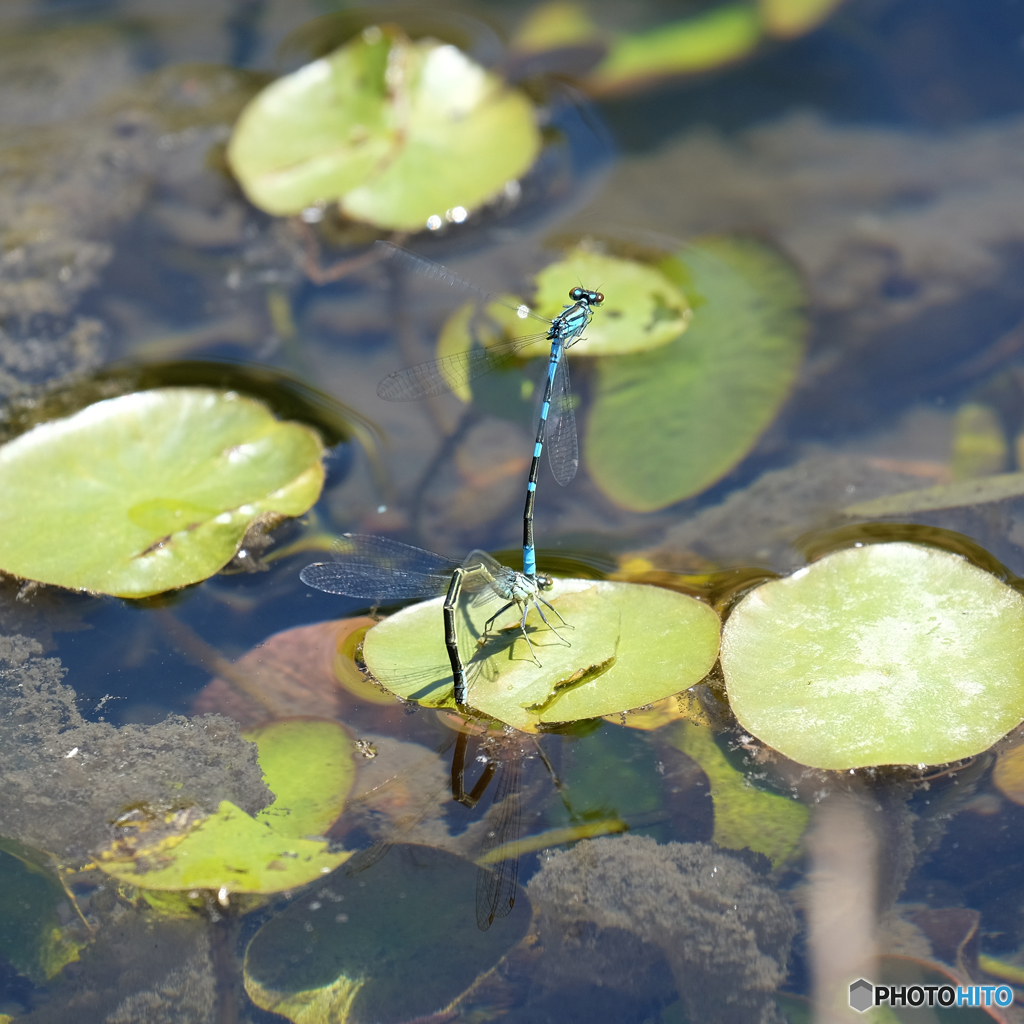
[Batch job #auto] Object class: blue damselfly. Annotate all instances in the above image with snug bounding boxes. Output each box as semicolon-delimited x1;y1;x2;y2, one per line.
373;242;603;579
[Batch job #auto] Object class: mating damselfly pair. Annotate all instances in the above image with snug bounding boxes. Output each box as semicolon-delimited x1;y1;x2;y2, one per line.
301;241;603;705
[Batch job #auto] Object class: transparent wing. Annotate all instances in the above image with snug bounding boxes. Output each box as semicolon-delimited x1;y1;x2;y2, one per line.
376;332;552;402
544;355;579;487
476;754;522;931
374;241;552;327
299;534;458;600
463;550;519;608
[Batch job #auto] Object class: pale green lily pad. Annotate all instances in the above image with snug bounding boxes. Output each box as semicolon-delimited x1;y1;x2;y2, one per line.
243;845;530;1024
721;542;1024;770
669;722;807;867
340;38;541;230
97;800;349;894
96;719;355;894
0;387;325;597
532;247;692;357
244;719;355;839
362;578;721;730
227;29;398;216
586;236;806;512
228;27;541;230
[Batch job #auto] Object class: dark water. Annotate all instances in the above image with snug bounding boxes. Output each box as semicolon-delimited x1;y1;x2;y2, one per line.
3;0;1024;1022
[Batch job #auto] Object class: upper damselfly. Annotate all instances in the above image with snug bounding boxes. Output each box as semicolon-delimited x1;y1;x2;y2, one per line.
372;242;603;579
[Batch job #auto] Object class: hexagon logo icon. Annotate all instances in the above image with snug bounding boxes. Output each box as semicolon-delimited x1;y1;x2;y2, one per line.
849;978;874;1012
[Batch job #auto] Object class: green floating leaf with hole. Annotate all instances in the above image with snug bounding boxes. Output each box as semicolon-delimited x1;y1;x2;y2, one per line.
0;387;324;597
721;542;1024;770
96;719;354;894
585;237;807;512
533;247;692;356
362;579;721;731
431;248;691;412
228;26;541;230
669;722;807;867
243;845;530;1024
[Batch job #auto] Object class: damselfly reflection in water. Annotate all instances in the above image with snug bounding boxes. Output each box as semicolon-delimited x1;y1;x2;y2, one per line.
342;724;557;931
299;534;571;704
373;241;604;579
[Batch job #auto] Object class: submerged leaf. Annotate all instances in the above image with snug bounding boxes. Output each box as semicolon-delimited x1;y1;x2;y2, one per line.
844;471;1024;517
0;845;85;980
584;3;762;96
244;719;355;839
759;0;847;39
228;27;541;230
0;387;324;597
361;578;721;730
670;722;807;866
585;237;806;512
340;39;541;230
243;845;530;1024
721;542;1024;769
992;742;1024;806
951;402;1007;480
512;1;603;52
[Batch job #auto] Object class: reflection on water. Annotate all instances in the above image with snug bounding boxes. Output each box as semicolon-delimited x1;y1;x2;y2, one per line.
4;0;1024;1021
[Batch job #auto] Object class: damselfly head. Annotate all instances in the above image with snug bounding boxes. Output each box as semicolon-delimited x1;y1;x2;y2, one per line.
536;573;554;592
568;286;604;306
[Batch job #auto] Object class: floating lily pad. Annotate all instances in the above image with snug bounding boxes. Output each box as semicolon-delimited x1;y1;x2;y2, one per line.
96;801;349;894
362;578;721;730
669;722;807;867
227;29;398;217
95;718;354;894
244;719;355;839
432;249;691;402
585;236;806;512
0;387;324;597
721;542;1024;770
243;844;530;1024
228;27;541;230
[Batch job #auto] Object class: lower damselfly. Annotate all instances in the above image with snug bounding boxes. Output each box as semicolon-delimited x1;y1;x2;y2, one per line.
343;727;538;931
298;534;569;705
372;242;603;580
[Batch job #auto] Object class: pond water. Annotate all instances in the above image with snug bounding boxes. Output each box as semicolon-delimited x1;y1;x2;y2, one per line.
4;1;1024;1022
